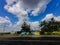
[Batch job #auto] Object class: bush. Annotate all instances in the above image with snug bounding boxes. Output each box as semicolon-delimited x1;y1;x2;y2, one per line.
52;31;60;35
44;32;53;35
44;31;60;35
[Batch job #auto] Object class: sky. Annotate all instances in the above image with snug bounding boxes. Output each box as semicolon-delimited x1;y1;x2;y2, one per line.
0;0;60;33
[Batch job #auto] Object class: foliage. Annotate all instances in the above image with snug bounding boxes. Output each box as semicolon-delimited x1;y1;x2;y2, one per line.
17;22;32;35
40;18;60;35
45;31;60;35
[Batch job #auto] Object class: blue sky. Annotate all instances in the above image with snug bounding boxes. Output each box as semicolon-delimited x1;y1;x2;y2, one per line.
0;0;18;24
0;0;60;32
0;0;60;23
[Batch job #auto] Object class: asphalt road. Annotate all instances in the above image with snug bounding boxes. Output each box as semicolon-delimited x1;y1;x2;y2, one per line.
0;36;60;45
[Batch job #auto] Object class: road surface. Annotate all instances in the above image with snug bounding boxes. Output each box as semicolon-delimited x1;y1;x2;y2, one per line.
0;36;60;45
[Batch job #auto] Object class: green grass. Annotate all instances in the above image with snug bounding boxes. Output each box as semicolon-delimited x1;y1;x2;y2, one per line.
0;33;35;37
52;31;60;35
44;31;60;35
0;31;60;37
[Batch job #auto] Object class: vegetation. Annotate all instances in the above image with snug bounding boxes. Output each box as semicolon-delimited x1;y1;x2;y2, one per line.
44;31;60;35
0;18;60;36
17;22;32;35
40;18;60;35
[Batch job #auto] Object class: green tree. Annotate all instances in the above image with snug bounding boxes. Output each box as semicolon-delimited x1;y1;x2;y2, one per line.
17;22;32;35
40;21;47;35
40;18;60;35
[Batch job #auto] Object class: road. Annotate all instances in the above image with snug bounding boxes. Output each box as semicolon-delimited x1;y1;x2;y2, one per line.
0;36;60;45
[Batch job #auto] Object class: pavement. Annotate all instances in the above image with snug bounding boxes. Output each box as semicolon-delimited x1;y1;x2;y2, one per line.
0;35;60;45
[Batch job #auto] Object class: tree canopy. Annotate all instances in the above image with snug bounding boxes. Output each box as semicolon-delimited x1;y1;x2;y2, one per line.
17;22;32;34
40;18;60;33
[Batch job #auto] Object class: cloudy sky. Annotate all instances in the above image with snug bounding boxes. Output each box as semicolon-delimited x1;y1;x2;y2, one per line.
0;0;60;33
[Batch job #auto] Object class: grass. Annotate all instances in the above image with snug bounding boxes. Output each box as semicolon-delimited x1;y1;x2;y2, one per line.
52;31;60;35
0;31;60;37
0;33;35;37
44;31;60;35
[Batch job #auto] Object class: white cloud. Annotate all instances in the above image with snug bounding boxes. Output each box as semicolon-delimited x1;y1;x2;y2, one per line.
3;0;51;32
54;16;60;22
0;16;12;33
6;0;17;5
4;1;28;28
31;0;51;16
42;13;54;21
30;21;40;30
0;16;11;24
41;13;60;22
4;0;51;16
